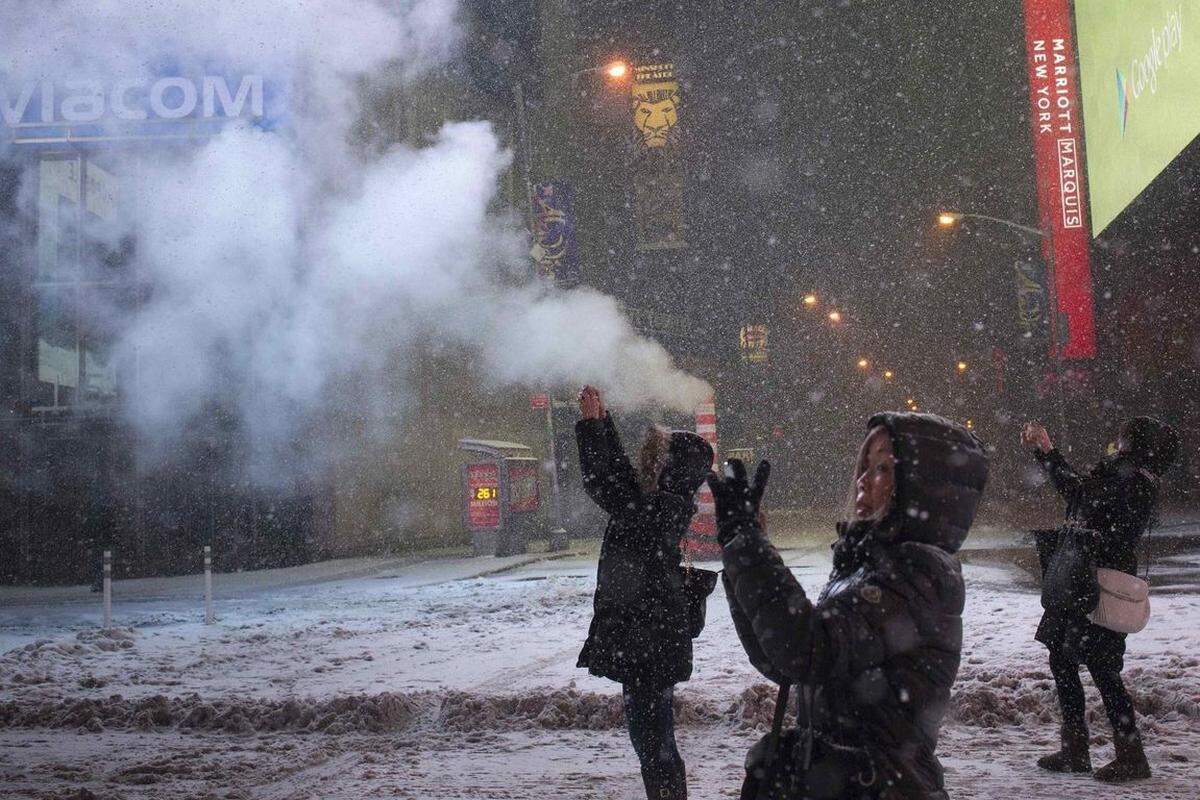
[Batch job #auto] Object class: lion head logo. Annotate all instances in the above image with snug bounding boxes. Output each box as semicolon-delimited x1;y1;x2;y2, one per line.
631;65;680;149
632;84;678;148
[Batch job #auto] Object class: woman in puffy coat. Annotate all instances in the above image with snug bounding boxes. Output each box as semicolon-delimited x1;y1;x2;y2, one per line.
1022;417;1179;783
709;412;989;800
575;386;716;800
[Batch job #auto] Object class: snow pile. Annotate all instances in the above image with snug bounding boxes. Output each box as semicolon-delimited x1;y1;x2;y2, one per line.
0;691;424;735
950;660;1200;730
0;628;136;689
726;683;793;731
437;688;626;731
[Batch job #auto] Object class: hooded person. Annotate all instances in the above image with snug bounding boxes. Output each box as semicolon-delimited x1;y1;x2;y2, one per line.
710;412;989;800
1022;416;1180;783
574;386;716;800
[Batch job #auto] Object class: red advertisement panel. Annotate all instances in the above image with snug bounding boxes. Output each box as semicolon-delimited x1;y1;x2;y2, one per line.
1023;0;1097;359
507;462;541;513
465;463;501;530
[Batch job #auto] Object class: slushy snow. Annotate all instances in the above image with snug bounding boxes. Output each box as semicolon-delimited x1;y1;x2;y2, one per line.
1;546;1198;798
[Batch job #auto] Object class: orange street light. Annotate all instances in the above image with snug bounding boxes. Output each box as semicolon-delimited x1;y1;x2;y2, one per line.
803;293;818;307
957;361;968;372
857;358;870;369
938;211;963;228
605;61;629;80
883;370;894;380
828;310;842;323
966;419;975;429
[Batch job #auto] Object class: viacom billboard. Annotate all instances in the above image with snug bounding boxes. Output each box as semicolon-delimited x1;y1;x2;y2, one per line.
1;74;273;144
1076;1;1200;234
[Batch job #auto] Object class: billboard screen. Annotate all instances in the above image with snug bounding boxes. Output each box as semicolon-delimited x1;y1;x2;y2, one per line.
1076;1;1200;234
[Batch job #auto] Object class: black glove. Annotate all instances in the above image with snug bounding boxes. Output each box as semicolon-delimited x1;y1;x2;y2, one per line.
707;459;770;546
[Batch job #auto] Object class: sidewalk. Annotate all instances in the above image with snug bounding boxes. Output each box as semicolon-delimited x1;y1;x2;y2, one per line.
0;547;585;608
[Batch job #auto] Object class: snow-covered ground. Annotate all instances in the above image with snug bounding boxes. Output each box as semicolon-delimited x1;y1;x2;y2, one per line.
1;539;1197;799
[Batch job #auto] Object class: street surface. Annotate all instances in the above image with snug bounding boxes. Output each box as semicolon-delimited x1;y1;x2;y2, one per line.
2;531;1198;799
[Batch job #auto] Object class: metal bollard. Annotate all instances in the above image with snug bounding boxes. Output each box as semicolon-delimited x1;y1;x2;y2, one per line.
102;550;112;630
204;545;214;625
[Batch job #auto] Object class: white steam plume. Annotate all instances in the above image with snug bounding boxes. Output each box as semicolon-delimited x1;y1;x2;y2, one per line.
1;0;711;470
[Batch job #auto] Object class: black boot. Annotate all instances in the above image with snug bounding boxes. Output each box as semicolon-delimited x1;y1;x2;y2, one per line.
641;764;687;800
1094;732;1150;783
1037;717;1092;773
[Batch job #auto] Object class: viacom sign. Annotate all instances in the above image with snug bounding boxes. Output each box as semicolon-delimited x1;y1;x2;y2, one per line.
1;74;267;141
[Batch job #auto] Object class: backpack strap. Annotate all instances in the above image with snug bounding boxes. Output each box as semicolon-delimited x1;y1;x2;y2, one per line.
770;682;791;742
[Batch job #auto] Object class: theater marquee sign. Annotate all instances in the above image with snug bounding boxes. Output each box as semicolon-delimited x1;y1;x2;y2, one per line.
1023;0;1096;360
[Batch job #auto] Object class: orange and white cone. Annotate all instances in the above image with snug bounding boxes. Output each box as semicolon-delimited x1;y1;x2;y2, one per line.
685;396;721;559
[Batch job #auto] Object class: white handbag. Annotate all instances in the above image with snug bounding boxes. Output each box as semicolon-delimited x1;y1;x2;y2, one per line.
1088;567;1151;634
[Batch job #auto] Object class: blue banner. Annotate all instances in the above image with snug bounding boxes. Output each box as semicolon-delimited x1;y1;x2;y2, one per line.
530;181;579;287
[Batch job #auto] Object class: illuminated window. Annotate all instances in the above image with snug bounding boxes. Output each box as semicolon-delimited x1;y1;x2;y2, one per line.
31;155;133;411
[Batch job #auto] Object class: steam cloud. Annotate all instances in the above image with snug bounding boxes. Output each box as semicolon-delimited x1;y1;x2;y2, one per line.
1;0;711;469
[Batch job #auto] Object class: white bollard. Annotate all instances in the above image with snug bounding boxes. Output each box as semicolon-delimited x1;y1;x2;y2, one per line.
204;545;214;625
102;550;112;630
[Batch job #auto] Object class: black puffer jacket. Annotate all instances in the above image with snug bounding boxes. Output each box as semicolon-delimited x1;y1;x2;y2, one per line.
576;414;713;689
722;413;989;800
1033;449;1157;668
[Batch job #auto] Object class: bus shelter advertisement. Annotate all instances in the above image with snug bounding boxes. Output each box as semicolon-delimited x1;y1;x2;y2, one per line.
1075;1;1200;235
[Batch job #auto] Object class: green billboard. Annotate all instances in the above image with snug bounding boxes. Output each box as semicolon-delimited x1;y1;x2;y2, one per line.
1075;1;1200;234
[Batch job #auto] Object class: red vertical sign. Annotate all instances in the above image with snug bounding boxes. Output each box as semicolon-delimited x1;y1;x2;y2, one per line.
465;463;501;530
1023;0;1096;359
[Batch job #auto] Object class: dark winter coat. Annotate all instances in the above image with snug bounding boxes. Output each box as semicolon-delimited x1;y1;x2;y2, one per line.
576;414;713;689
1033;449;1157;670
723;413;989;800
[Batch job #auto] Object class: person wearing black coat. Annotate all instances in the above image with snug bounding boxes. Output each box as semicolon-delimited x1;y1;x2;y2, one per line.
1022;417;1179;783
575;385;715;800
709;412;989;800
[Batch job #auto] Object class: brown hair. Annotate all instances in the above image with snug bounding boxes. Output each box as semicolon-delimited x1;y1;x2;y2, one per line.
638;425;671;491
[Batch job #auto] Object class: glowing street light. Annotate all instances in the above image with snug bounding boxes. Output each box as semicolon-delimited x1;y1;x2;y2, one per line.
857;358;870;369
883;370;894;380
957;361;969;373
571;60;631;83
803;293;818;307
828;310;842;323
938;211;963;228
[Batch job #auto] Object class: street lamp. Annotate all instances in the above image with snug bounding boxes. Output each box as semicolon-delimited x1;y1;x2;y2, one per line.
803;293;818;307
936;209;1045;240
857;358;870;369
828;310;842;323
937;208;1069;449
883;370;894;380
571;60;630;84
605;61;629;79
957;361;968;373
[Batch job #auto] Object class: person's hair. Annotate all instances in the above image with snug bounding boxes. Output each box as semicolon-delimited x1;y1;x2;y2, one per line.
638;425;671;491
1120;416;1181;477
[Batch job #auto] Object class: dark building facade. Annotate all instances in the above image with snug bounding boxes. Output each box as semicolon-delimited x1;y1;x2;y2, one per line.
0;75;330;584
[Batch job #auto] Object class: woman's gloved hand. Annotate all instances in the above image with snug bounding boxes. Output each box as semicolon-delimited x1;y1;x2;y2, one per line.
707;459;771;546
